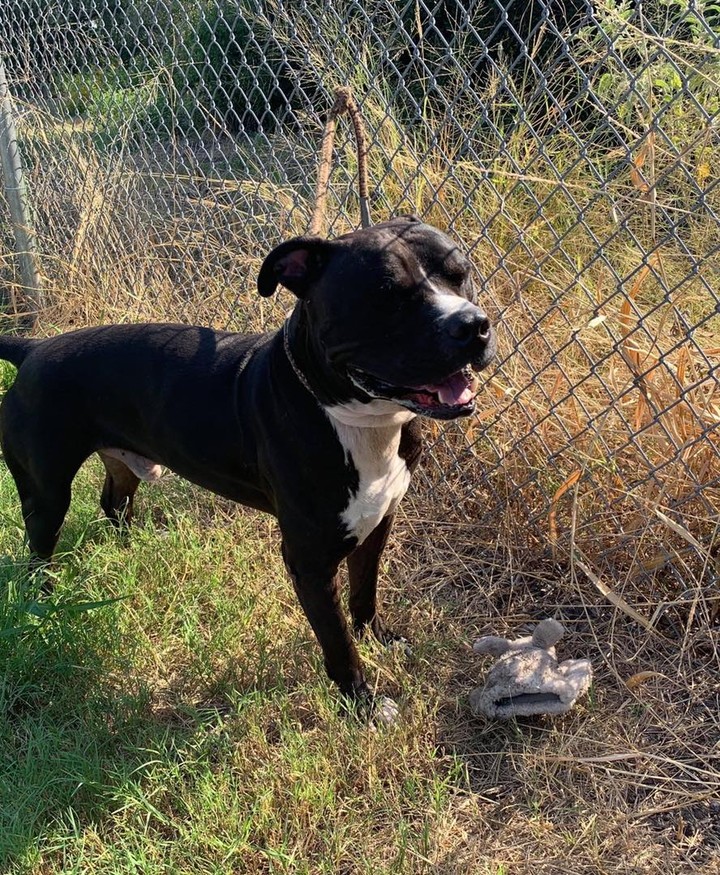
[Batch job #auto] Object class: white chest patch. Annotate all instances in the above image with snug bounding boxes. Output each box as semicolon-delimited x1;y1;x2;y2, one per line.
324;400;415;544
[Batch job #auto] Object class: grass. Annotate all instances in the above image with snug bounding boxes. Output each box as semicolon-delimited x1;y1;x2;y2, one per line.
1;0;719;870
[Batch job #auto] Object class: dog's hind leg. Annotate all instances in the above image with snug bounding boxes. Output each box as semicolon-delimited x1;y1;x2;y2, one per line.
1;390;89;562
98;452;141;527
4;455;76;562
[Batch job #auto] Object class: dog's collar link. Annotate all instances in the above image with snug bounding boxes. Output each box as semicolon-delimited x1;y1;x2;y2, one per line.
282;319;318;400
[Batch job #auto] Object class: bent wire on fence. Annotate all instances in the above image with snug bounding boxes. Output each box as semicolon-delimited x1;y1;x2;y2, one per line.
309;86;371;236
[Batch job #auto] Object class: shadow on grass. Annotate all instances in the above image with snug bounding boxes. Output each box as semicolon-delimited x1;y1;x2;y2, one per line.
0;541;230;868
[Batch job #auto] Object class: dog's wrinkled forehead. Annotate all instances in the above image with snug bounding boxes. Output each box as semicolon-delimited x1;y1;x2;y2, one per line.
334;217;472;291
255;216;476;303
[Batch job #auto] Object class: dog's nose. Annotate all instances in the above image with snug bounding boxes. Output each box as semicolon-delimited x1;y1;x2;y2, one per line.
447;308;492;346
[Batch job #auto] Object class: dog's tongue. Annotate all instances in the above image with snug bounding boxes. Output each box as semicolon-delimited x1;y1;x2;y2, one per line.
422;371;474;406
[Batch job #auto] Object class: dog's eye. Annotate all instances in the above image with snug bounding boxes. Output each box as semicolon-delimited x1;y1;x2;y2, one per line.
449;267;470;285
443;256;471;285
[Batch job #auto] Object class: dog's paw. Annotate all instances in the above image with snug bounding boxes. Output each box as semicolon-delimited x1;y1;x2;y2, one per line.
345;690;401;729
28;557;56;596
370;622;413;658
370;696;401;729
384;635;413;659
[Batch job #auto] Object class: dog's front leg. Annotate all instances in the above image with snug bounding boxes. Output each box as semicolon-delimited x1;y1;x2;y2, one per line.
283;548;365;697
347;514;412;657
347;514;395;643
347;418;423;646
282;545;398;722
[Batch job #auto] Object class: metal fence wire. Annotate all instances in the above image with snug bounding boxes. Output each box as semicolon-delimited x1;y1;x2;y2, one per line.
0;1;719;597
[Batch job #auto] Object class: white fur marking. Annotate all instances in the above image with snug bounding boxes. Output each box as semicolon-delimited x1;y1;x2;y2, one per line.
324;400;414;544
431;289;471;320
326;398;416;428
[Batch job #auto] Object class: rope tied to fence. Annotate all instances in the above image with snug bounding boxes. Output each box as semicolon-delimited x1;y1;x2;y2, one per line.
309;86;371;236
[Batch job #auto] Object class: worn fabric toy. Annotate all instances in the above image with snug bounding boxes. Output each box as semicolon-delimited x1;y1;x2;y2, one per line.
469;618;593;719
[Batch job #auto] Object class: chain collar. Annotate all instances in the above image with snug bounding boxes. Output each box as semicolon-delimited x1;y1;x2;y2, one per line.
282;318;318;399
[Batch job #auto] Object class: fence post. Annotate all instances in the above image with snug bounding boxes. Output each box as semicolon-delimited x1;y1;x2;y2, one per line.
0;55;44;328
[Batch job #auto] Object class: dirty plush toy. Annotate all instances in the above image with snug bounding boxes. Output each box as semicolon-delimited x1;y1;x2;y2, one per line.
469;618;593;719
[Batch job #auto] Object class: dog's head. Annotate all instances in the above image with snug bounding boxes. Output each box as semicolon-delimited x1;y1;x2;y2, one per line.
257;216;496;420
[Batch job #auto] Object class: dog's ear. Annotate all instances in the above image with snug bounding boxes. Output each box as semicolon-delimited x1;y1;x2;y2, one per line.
257;237;332;298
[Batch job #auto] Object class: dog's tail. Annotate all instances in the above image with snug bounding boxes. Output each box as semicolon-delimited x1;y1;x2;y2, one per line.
0;335;38;367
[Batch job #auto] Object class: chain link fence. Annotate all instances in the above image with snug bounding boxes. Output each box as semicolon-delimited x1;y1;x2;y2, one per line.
0;0;719;605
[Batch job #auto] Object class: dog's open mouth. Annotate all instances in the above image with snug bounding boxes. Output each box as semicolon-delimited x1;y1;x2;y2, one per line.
349;365;479;419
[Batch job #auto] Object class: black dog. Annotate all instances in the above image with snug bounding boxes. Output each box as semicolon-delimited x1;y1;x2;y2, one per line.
0;217;495;721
